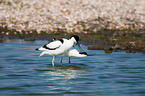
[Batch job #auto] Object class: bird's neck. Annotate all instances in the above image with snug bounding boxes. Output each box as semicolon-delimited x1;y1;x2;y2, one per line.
69;37;76;43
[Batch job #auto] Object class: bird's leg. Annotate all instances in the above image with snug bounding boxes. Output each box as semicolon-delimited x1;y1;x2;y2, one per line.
52;56;55;66
60;56;63;64
69;57;71;64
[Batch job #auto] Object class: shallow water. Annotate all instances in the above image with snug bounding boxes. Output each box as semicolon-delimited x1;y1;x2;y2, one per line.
0;40;145;96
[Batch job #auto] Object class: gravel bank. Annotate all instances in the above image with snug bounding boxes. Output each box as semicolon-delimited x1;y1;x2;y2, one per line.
0;0;145;34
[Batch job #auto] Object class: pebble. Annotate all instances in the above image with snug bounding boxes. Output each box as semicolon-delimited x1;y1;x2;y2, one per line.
0;0;145;33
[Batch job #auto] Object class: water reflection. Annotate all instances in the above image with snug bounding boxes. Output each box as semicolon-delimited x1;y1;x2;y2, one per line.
1;40;145;96
40;65;84;80
37;65;85;93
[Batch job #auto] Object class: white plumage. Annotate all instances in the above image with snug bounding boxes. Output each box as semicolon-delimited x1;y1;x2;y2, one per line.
38;38;75;57
60;49;87;64
38;40;62;51
64;49;87;58
36;35;85;65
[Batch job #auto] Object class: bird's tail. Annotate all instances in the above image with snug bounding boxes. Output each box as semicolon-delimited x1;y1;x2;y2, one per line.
39;52;45;57
36;47;48;51
39;51;51;57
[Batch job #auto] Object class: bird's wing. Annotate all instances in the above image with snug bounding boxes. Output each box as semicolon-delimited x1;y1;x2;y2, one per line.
43;39;63;50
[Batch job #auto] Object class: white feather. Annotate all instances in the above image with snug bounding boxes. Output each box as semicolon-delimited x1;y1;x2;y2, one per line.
46;40;62;49
64;49;87;57
36;35;84;65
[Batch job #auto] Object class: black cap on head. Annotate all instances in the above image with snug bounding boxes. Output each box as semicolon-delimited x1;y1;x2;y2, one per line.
71;35;87;54
70;35;79;42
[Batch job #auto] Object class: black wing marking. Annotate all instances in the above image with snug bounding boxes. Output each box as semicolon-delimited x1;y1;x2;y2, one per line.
58;39;64;43
42;38;64;50
43;44;61;50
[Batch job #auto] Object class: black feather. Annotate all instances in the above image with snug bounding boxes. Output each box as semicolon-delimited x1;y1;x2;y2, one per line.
43;44;61;50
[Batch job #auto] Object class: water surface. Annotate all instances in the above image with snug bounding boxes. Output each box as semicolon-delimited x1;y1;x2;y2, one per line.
0;40;145;96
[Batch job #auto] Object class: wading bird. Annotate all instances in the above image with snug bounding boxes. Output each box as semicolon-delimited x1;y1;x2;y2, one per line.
60;49;87;64
36;35;86;65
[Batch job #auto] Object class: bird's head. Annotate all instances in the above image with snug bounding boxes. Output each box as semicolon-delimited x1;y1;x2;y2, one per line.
70;35;79;43
70;35;87;55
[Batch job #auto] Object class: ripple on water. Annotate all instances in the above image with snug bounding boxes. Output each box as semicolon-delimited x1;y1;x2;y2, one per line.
19;93;62;95
0;40;145;96
0;66;4;68
6;74;30;77
0;87;23;90
22;62;38;64
64;91;95;95
36;68;56;72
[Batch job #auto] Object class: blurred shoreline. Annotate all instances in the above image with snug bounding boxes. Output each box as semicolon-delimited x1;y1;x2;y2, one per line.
0;0;145;33
0;0;145;53
0;25;145;54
